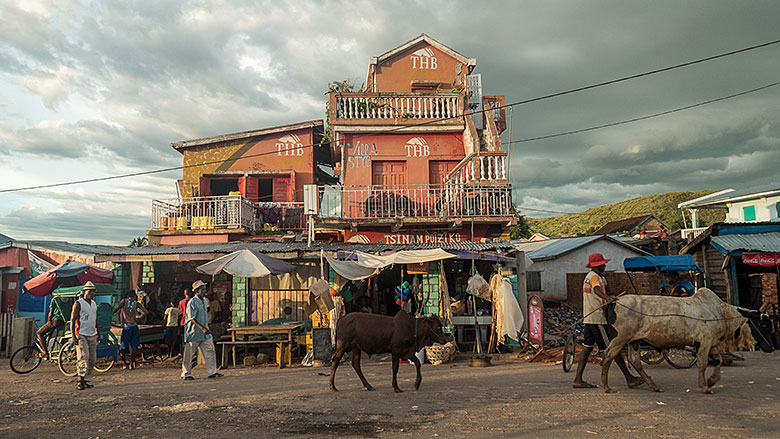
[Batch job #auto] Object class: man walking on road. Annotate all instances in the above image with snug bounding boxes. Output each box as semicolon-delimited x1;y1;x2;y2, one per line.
181;280;222;380
572;253;644;389
70;282;99;390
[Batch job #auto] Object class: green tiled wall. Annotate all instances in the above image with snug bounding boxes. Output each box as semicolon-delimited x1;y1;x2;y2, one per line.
232;276;247;327
420;262;440;317
141;261;155;284
112;263;130;294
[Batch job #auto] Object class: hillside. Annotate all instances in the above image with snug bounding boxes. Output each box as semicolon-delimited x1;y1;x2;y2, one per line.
525;191;725;236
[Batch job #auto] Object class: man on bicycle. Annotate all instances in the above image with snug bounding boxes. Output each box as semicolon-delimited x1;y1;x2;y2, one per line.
572;253;644;389
35;294;74;358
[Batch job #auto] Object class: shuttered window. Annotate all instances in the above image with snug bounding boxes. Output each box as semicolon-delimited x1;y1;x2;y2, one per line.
743;205;756;221
527;271;542;292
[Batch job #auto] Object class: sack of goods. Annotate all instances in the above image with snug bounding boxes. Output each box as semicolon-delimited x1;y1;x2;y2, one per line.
395;281;412;307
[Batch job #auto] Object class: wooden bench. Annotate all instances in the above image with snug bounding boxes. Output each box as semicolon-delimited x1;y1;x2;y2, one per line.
217;339;289;369
223;324;303;369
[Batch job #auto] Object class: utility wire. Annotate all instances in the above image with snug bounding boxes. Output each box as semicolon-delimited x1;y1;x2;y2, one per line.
508;81;780;144
2;37;780;194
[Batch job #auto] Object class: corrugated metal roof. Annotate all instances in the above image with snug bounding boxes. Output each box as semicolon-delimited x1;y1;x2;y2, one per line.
679;184;780;208
24;241;124;255
95;240;516;257
0;232;13;244
513;235;647;261
710;232;780;253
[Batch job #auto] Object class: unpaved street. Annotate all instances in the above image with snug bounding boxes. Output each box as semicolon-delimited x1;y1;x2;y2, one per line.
2;352;779;438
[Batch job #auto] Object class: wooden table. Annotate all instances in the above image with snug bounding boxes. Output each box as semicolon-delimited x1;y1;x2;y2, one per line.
223;324;303;369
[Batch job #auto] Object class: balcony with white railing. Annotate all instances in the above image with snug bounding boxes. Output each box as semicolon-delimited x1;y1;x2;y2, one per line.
444;152;508;186
681;227;708;241
151;196;307;233
317;184;512;220
329;92;465;126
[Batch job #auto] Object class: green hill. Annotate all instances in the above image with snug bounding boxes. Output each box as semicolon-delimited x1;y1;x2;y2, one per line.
525;191;725;236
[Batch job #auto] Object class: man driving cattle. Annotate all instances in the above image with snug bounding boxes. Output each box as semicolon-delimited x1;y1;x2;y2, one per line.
572;253;644;389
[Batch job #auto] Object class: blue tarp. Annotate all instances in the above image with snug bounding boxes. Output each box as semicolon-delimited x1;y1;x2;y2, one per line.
623;255;703;272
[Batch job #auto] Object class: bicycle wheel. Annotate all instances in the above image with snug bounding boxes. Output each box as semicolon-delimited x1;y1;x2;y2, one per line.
562;332;576;372
93;345;116;373
58;341;79;377
639;348;664;365
10;345;42;374
663;346;697;369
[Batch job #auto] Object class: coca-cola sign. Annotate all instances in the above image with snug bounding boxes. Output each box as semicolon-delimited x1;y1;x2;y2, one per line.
742;253;780;267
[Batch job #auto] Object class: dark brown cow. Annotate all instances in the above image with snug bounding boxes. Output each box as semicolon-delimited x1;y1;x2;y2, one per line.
329;310;448;393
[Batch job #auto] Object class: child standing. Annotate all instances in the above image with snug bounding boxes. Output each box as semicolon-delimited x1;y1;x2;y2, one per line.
164;298;182;359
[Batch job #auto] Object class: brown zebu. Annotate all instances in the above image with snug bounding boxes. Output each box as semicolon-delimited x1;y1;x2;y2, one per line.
329;311;448;392
601;288;774;394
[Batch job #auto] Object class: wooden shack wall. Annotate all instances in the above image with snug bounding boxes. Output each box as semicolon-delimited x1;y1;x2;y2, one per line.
691;245;728;302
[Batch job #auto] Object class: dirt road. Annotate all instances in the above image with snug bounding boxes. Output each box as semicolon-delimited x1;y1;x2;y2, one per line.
2;352;779;438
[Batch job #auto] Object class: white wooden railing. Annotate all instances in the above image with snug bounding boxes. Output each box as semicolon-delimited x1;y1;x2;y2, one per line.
318;184;512;219
330;92;463;121
445;152;508;185
681;227;708;241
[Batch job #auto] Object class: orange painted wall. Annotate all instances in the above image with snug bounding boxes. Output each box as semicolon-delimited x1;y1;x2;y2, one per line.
181;127;315;201
373;42;467;93
341;133;465;186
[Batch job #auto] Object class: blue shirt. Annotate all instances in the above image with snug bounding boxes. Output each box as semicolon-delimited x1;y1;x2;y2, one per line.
184;296;211;343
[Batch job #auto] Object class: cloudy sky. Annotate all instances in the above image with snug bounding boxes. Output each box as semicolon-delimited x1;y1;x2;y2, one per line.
1;1;779;244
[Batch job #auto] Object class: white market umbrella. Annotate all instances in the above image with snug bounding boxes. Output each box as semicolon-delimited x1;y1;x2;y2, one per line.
196;248;297;278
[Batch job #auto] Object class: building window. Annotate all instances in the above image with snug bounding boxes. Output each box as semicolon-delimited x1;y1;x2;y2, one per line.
743;205;756;222
776;202;780;219
527;271;542;292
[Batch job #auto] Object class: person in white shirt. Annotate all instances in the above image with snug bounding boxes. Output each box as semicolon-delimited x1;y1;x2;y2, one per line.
70;282;99;390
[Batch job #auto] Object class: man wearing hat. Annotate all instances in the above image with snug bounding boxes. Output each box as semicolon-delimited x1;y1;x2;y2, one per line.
181;280;222;380
572;253;643;389
70;282;99;390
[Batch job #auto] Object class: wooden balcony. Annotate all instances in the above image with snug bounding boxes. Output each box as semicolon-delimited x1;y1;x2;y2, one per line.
328;92;465;127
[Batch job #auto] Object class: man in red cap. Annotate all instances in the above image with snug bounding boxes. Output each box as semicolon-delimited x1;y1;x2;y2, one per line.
573;253;643;389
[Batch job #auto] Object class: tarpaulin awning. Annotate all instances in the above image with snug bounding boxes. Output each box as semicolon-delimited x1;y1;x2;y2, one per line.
623;255;703;272
324;254;379;281
326;249;456;281
742;253;780;267
23;261;114;297
196;249;297;278
354;249;456;269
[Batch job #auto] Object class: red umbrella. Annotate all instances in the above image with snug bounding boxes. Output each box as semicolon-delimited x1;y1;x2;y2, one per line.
23;260;114;297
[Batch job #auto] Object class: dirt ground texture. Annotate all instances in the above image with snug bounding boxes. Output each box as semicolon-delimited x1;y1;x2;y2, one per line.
2;352;779;439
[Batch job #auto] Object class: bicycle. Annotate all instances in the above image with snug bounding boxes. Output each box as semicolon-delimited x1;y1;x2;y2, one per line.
9;328;67;374
57;334;117;377
562;322;666;372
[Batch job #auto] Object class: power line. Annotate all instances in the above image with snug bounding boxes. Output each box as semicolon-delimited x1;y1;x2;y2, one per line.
2;37;780;194
507;81;780;144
